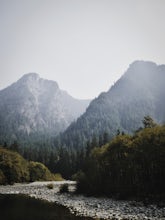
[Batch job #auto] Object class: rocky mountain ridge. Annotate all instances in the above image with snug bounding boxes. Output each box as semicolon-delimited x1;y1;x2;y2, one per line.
0;73;90;144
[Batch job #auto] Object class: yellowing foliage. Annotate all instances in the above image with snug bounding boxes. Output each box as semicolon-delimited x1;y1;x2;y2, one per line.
0;147;30;184
0;147;60;185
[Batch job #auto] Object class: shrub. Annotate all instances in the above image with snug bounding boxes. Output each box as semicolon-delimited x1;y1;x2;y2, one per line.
47;183;54;189
59;183;69;193
71;170;84;181
0;147;30;184
0;169;6;184
29;161;53;182
53;173;64;181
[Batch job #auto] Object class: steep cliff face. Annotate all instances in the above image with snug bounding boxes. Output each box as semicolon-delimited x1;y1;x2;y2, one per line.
0;73;90;143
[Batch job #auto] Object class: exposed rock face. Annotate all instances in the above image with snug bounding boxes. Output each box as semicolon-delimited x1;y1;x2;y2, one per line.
0;73;90;144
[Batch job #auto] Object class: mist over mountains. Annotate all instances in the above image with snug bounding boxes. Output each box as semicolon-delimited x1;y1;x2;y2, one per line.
0;73;90;144
60;61;165;149
0;60;164;148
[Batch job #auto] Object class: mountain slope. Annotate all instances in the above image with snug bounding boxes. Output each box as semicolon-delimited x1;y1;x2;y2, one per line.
0;73;90;144
60;61;165;148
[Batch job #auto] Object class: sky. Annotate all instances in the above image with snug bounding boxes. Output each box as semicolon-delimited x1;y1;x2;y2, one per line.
0;0;165;99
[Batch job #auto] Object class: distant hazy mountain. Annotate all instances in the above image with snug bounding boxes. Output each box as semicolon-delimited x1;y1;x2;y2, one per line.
60;61;165;148
0;73;90;144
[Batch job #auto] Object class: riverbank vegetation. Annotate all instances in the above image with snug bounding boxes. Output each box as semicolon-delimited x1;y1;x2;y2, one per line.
1;116;165;202
76;118;165;201
0;147;63;184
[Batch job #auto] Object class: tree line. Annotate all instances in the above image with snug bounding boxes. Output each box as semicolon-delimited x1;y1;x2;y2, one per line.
1;115;165;202
1;130;111;179
0;147;63;185
75;116;165;200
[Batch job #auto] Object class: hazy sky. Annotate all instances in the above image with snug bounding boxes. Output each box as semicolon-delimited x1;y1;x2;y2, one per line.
1;0;165;99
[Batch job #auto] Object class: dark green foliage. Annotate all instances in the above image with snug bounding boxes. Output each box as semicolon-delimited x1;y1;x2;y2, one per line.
13;143;86;179
76;124;165;200
0;147;57;185
142;115;157;128
47;183;54;189
0;170;6;184
9;141;20;152
59;184;69;193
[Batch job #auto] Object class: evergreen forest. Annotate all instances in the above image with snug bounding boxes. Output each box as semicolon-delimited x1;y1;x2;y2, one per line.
1;116;165;201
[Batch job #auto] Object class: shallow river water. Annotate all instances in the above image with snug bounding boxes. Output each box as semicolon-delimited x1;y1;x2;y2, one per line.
0;194;95;220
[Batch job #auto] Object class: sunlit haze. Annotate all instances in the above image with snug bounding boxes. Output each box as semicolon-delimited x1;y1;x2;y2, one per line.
1;0;165;99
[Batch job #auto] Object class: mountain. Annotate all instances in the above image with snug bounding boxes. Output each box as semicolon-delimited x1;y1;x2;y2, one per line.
0;73;90;145
60;61;165;149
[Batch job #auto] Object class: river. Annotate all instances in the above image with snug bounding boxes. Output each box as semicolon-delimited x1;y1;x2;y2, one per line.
0;194;95;220
0;182;164;219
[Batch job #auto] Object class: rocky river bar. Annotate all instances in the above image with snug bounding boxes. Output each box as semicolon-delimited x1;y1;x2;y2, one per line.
0;181;165;220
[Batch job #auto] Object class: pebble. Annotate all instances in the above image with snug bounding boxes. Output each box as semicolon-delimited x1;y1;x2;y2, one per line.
0;181;165;220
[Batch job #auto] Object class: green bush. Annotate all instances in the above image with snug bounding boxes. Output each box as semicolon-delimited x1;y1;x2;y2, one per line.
77;124;165;199
0;147;30;184
59;183;69;193
0;169;6;184
29;161;53;182
53;173;64;181
0;146;58;185
47;183;54;189
72;170;85;181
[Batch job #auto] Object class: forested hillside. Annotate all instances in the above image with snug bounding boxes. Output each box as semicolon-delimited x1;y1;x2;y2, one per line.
59;61;165;149
0;61;165;182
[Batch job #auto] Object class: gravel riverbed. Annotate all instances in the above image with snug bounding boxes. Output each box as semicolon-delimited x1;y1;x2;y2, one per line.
0;181;165;220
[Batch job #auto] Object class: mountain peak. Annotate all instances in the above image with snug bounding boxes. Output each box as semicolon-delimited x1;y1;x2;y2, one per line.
130;60;157;67
19;72;40;82
60;60;165;149
23;72;39;78
17;73;60;91
127;60;157;75
0;73;90;143
121;60;159;83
